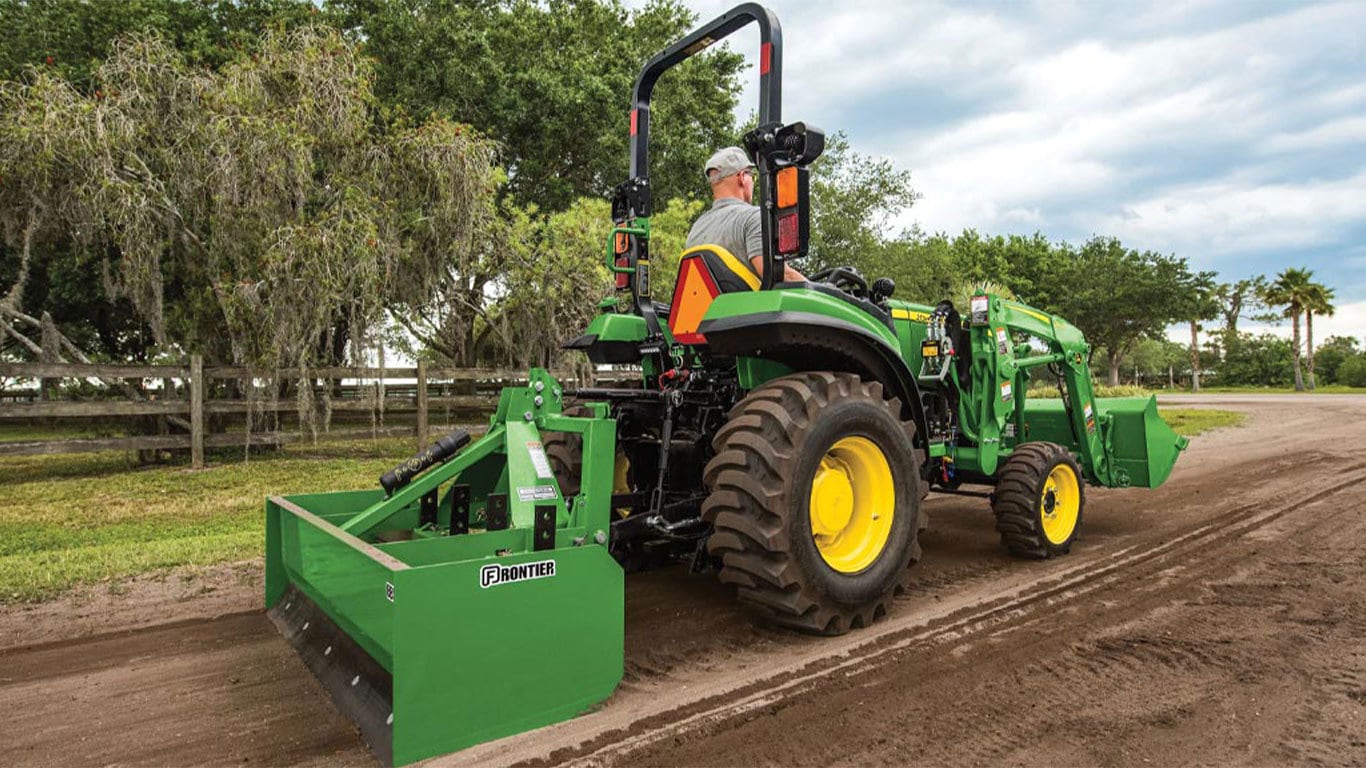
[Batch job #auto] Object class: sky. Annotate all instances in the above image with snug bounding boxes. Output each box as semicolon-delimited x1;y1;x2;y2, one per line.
662;0;1366;341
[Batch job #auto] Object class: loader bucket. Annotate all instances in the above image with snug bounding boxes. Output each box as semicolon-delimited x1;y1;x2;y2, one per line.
265;371;623;766
1094;396;1188;488
1021;396;1187;489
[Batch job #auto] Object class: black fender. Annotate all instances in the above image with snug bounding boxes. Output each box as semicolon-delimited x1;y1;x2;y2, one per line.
698;311;929;451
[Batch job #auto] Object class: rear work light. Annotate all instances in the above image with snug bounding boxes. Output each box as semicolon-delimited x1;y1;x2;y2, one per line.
777;212;799;254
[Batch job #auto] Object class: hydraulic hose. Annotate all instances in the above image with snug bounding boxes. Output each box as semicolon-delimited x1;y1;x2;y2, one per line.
379;429;471;497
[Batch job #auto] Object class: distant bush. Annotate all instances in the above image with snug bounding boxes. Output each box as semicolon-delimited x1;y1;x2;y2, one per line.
1337;355;1366;388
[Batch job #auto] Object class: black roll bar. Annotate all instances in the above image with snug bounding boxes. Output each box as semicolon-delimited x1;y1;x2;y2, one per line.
628;3;782;184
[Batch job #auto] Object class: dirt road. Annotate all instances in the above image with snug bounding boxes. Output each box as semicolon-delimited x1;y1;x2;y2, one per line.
2;395;1363;767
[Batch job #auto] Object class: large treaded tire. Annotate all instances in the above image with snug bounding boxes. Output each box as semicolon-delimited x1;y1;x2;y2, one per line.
543;405;590;498
702;372;927;635
992;441;1085;559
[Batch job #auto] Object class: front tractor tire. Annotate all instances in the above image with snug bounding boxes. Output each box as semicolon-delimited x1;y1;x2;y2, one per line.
991;442;1085;558
702;372;926;635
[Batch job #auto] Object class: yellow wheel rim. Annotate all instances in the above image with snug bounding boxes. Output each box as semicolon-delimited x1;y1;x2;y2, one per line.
808;436;895;573
1040;463;1080;545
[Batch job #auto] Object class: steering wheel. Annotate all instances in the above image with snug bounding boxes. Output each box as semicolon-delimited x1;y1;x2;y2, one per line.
808;266;868;298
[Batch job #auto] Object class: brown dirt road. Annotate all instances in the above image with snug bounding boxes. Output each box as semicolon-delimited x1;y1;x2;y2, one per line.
2;394;1363;767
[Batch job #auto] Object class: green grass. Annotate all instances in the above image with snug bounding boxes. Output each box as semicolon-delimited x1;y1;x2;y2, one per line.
0;402;1249;604
0;436;418;603
1158;408;1246;436
0;423;127;443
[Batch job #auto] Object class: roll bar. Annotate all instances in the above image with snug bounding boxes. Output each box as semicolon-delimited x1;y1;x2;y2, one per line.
628;3;782;182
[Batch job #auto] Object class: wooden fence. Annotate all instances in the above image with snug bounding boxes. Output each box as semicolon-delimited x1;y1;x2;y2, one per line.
0;358;606;467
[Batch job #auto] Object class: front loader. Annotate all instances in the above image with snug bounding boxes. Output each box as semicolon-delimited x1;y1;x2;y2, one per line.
265;4;1188;764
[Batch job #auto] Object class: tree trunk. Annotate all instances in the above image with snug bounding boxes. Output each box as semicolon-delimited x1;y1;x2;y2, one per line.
1306;310;1316;390
1108;353;1121;387
1291;310;1305;391
1189;319;1201;392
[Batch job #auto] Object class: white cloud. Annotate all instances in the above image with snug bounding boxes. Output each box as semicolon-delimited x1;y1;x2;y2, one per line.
1261;116;1366;154
639;1;1366;302
1094;171;1366;262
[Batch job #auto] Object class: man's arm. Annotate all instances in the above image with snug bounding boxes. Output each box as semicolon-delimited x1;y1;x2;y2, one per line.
743;208;806;282
748;255;807;282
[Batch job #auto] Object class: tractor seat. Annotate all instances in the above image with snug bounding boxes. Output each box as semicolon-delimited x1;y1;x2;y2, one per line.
668;244;759;345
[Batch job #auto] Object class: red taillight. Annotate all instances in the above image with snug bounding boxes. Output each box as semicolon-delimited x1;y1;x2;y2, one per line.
777;212;799;254
615;257;630;288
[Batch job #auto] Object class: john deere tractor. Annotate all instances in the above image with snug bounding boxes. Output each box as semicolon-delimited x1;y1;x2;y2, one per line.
264;4;1187;764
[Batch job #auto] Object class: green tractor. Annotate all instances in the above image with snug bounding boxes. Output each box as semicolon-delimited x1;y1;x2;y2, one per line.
264;4;1187;764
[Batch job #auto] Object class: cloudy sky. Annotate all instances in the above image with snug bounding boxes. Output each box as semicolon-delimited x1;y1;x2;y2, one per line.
665;0;1365;340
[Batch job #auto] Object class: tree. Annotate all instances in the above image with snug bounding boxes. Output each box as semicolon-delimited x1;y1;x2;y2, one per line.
1262;267;1315;391
333;0;745;212
1214;276;1266;357
0;0;319;86
1302;279;1336;390
1181;271;1220;392
1051;237;1194;386
0;30;501;430
1217;333;1295;387
1338;353;1366;388
1313;336;1359;385
806;132;919;272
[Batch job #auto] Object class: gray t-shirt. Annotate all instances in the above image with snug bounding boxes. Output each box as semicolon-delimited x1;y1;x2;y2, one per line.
685;197;764;265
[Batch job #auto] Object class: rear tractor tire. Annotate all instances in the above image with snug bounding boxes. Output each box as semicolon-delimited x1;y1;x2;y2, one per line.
991;441;1085;558
702;372;927;635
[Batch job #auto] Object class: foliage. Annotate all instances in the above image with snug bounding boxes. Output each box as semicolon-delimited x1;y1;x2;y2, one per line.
333;0;744;212
1338;355;1366;388
1312;335;1359;384
1262;267;1315;390
0;0;319;87
1215;333;1296;387
1214;276;1266;349
1043;237;1196;386
805;131;919;274
0;28;500;389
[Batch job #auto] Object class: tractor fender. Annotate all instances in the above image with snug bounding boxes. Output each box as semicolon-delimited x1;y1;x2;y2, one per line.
698;310;929;449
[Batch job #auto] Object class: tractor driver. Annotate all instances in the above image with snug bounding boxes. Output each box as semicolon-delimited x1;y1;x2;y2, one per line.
685;147;805;284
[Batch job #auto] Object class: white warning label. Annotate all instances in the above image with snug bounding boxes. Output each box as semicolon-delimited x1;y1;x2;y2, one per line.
516;485;559;502
526;441;554;478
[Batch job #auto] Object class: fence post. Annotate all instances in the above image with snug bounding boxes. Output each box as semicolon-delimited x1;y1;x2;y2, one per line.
190;354;204;469
416;359;429;449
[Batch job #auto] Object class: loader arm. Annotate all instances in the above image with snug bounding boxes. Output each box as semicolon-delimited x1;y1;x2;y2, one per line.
949;293;1186;488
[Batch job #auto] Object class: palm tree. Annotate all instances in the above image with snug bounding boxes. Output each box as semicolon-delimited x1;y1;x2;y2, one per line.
1304;281;1337;390
1263;268;1315;391
1186;272;1220;392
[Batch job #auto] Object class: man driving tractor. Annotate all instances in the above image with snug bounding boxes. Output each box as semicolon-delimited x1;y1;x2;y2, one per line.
686;146;805;282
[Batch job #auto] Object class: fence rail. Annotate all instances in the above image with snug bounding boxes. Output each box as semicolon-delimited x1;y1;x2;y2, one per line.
0;357;613;466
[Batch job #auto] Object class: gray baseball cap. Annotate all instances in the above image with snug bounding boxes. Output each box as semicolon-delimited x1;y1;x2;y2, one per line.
705;146;755;182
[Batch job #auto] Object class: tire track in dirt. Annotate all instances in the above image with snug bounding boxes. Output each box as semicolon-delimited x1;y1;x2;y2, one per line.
609;462;1366;767
452;455;1366;767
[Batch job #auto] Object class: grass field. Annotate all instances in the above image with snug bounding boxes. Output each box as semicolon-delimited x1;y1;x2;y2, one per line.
1158;408;1246;434
0;407;1245;604
0;436;416;603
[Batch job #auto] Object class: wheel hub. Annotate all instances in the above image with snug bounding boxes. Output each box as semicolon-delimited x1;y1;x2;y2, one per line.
808;436;896;574
810;462;855;535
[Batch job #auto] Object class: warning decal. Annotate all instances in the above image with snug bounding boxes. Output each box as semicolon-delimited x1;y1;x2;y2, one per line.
526;441;554;478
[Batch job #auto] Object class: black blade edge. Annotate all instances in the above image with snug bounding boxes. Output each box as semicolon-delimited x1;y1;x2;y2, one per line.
268;583;395;766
